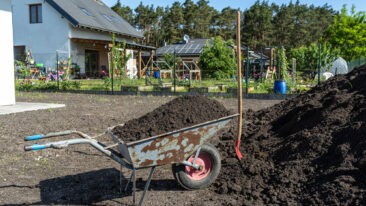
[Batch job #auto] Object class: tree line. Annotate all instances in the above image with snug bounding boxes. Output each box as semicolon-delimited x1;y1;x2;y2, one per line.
112;0;336;50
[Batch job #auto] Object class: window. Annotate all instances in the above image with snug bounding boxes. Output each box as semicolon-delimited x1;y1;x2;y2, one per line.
29;4;42;24
14;46;26;61
81;8;93;16
111;16;121;24
102;14;112;22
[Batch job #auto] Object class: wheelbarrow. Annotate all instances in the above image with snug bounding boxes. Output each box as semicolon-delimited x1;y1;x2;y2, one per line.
24;114;238;206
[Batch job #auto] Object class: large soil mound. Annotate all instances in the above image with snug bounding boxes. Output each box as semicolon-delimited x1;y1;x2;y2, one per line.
214;65;366;205
112;96;231;142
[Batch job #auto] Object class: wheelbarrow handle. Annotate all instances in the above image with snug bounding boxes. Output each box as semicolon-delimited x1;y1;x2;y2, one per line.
24;134;44;141
24;130;77;141
23;138;133;169
24;144;47;151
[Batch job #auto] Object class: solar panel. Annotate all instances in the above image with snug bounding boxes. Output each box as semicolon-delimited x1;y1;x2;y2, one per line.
156;39;212;56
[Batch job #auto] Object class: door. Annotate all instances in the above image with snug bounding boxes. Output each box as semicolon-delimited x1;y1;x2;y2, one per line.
85;50;99;77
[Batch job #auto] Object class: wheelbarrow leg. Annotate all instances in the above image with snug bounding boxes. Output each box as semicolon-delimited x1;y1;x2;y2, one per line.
132;168;136;205
138;166;156;206
124;169;134;192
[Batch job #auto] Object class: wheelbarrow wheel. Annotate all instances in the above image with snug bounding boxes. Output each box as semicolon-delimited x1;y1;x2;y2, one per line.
172;143;221;190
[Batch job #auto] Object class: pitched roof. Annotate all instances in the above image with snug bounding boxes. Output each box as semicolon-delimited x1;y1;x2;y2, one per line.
45;0;143;39
156;39;211;57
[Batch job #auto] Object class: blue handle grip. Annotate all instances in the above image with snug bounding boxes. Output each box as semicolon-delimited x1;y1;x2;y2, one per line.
24;144;46;151
24;134;43;141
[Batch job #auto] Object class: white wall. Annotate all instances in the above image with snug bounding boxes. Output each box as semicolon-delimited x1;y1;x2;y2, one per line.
11;0;138;76
12;0;70;70
0;0;15;105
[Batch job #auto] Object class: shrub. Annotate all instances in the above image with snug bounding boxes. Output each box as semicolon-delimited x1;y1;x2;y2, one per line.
71;81;81;90
60;81;72;90
103;77;112;89
38;82;58;90
60;81;81;90
323;5;366;61
289;43;339;75
199;36;236;80
16;81;34;91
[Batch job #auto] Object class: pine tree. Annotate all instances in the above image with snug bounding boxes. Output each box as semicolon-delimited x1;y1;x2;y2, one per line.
272;2;295;47
194;0;215;38
183;0;197;37
169;2;184;42
111;0;134;25
242;1;274;48
216;7;237;40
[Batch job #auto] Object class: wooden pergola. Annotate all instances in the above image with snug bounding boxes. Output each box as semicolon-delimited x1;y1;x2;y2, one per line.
70;38;156;78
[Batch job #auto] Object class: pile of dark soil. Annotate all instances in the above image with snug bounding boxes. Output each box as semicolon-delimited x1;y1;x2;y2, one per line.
214;65;366;205
112;96;231;142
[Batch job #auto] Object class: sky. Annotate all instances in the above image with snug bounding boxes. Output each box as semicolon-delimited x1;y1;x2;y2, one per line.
103;0;365;13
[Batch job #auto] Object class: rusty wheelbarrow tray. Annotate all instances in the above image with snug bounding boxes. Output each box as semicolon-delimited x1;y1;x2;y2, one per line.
24;114;238;206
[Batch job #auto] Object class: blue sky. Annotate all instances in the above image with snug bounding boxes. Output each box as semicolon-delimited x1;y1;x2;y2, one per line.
103;0;365;13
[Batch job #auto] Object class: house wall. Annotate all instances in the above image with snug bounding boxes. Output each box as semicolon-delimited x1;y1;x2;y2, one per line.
69;26;136;75
12;0;139;77
71;41;109;75
12;0;70;70
0;0;15;105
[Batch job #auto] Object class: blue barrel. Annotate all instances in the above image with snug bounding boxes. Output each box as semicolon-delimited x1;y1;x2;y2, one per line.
274;80;287;94
154;71;160;79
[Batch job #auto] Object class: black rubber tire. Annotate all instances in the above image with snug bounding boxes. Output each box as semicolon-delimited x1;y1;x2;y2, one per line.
172;143;221;190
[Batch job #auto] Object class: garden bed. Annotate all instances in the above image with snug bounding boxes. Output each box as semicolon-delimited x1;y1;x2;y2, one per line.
0;92;280;205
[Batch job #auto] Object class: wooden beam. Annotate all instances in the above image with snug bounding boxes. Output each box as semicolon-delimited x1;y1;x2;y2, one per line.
138;50;142;78
150;50;154;72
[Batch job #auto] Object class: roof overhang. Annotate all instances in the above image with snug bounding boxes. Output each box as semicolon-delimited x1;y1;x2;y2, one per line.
76;25;144;40
45;0;78;26
70;38;156;51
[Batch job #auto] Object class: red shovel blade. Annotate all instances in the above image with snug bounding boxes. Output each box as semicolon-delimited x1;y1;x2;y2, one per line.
235;140;243;160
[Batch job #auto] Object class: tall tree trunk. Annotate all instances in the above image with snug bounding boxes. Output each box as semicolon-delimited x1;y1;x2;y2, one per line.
147;24;151;44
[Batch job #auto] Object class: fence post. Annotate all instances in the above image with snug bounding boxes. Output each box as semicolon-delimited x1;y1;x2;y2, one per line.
278;47;281;80
111;50;114;94
56;51;59;90
359;57;361;67
292;58;297;87
173;49;176;93
260;47;263;76
318;43;321;84
246;46;249;94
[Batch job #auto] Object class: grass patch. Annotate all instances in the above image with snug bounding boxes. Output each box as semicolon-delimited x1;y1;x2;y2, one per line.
15;77;310;94
96;97;110;102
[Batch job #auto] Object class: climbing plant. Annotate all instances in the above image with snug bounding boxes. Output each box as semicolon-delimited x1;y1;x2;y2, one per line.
277;47;288;80
111;33;132;86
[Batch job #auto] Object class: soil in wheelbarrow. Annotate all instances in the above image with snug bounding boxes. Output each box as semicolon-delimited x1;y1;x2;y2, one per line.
112;95;232;142
212;65;366;205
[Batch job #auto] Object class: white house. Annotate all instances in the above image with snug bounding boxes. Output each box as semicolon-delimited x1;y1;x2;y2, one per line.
11;0;154;78
0;0;15;105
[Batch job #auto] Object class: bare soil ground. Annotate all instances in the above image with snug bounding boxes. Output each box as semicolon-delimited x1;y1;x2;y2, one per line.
0;92;280;206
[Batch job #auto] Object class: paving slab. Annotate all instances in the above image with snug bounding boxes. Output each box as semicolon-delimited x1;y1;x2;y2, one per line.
0;102;65;115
